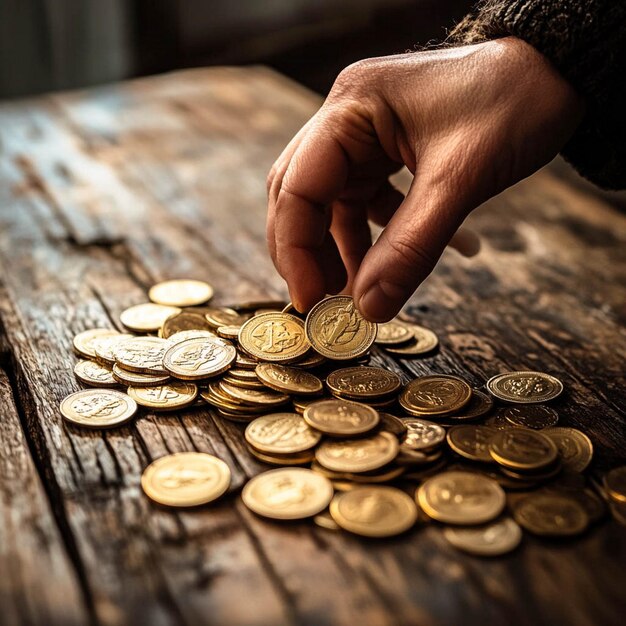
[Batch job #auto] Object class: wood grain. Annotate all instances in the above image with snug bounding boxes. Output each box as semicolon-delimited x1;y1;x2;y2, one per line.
0;66;624;626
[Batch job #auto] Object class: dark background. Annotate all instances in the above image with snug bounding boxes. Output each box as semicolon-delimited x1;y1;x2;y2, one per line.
0;0;471;99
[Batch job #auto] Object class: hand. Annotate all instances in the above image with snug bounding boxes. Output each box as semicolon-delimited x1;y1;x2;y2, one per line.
266;37;584;321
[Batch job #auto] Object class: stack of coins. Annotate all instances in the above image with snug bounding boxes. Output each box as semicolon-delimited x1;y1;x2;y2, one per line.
62;278;626;552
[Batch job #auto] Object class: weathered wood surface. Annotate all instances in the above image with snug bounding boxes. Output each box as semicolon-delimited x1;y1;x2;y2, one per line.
0;66;624;626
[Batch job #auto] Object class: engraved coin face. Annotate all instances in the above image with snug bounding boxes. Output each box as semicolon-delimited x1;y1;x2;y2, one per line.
114;337;171;374
489;429;558;470
242;468;333;520
239;313;310;363
330;486;417;537
513;493;588;536
127;382;198;411
163;338;236;380
447;425;497;463
93;333;135;365
503;405;559;429
385;325;439;357
447;389;494;421
443;517;522;556
120;303;182;333
73;328;120;359
167;329;219;343
204;307;249;329
218;381;289;406
487;371;563;403
255;363;323;395
315;432;399;473
160;309;218;339
60;389;138;428
245;413;322;454
141;452;230;507
149;279;214;307
303;399;379;436
400;375;472;416
326;366;402;400
402;418;446;451
305;296;377;360
74;359;117;387
374;320;413;346
603;466;626;504
417;471;506;525
112;364;170;387
543;427;593;472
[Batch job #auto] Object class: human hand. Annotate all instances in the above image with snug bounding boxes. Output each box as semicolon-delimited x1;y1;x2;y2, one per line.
266;37;583;321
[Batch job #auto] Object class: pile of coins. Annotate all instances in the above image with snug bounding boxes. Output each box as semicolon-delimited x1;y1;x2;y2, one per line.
62;278;626;556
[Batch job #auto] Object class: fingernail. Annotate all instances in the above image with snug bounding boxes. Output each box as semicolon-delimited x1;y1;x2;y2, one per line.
357;281;405;322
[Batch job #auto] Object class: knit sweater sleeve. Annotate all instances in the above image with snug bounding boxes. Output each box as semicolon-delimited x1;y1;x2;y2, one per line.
448;0;626;190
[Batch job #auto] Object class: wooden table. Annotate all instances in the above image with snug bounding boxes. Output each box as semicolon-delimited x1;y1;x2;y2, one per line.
0;67;624;626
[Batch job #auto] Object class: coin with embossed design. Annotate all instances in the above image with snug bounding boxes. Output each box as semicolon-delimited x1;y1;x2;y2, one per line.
239;312;310;363
315;432;398;473
503;405;559;429
93;332;135;365
73;328;120;359
402;418;446;451
245;413;321;454
74;359;117;387
513;493;588;536
60;389;137;428
446;389;494;421
204;307;249;329
447;425;497;463
303;399;379;436
149;279;214;307
543;427;593;472
114;337;171;374
489;428;558;470
385;325;439;357
142;452;230;507
128;382;198;411
326;366;402;400
374;320;413;346
166;329;220;343
305;296;376;360
417;471;505;525
330;486;417;537
255;363;323;395
160;309;217;339
242;468;333;520
400;375;472;417
120;303;181;333
443;518;522;556
163;337;236;380
487;371;563;403
112;364;170;387
218;381;289;407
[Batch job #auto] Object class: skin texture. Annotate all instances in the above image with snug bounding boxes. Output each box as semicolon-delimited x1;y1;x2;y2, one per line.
266;37;584;321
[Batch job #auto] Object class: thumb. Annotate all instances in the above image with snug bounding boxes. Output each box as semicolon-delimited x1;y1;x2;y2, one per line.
353;176;468;322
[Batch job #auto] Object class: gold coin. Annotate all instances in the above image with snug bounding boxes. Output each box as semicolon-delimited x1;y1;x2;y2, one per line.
543;427;593;473
489;429;558;470
487;371;563;403
315;432;398;473
73;359;117;387
502;405;559;429
443;518;522;556
295;351;326;369
399;375;472;417
325;366;402;400
166;329;219;343
245;412;321;454
141;452;230;507
417;471;505;525
120;303;181;333
163;337;236;380
447;425;497;463
255;363;323;395
204;307;248;329
304;296;376;360
72;328;120;359
160;309;217;339
330;486;417;537
114;337;171;374
60;389;137;428
149;279;214;307
112;364;170;387
303;399;379;436
403;418;446;450
128;382;198;411
379;413;407;439
374;320;413;346
218;381;289;407
446;389;494;421
93;332;135;365
221;375;266;390
384;325;439;357
603;466;626;503
513;493;588;536
217;325;241;340
313;510;341;530
235;352;259;369
247;446;315;466
238;312;310;363
241;468;333;520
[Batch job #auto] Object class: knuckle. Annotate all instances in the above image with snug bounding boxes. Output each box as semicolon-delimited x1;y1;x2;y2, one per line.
331;58;378;99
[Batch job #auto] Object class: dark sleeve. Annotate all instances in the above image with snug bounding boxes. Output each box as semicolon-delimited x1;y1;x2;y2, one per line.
448;0;626;190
